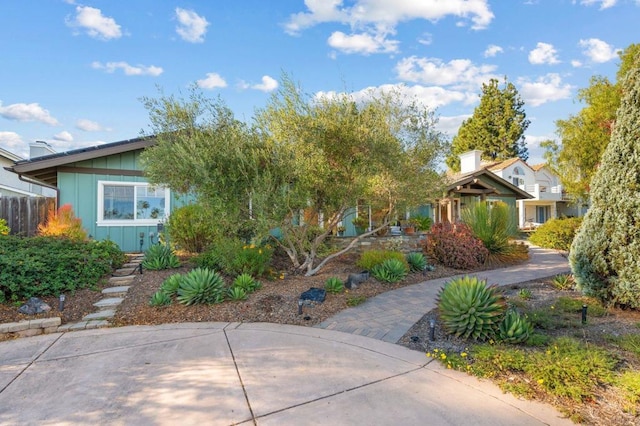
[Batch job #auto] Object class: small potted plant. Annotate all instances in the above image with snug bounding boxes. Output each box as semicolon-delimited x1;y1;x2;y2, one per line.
336;225;346;236
352;216;369;235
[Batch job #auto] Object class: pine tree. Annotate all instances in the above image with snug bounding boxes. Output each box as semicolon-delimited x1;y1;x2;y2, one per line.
446;77;530;171
569;52;640;308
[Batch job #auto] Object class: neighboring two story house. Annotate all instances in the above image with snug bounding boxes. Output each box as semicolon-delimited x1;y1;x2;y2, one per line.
1;142;56;198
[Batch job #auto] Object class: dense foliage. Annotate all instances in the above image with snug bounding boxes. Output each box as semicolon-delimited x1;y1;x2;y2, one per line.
0;218;9;236
570;52;640;308
446;77;530;171
37;203;88;241
195;237;273;277
356;249;407;271
0;236;124;302
423;222;488;269
370;258;409;283
142;244;181;270
461;201;517;254
167;203;219;253
529;217;583;251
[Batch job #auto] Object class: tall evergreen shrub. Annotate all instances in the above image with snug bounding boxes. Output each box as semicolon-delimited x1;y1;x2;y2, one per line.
569;54;640;308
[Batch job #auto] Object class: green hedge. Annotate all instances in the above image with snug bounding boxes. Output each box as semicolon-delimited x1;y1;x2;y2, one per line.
0;236;125;302
529;217;583;251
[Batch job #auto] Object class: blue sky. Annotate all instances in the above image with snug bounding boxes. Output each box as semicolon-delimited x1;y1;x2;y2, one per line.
0;0;637;165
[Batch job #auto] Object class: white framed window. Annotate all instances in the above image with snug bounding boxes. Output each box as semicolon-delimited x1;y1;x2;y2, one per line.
97;181;170;226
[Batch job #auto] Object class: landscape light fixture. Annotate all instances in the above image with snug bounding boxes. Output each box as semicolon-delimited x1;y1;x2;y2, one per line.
582;304;588;324
139;232;145;253
59;294;66;311
429;319;436;341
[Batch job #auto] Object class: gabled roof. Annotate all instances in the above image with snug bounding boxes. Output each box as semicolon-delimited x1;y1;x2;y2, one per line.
485;157;523;172
530;163;547;171
445;168;533;200
0;146;23;163
6;136;155;187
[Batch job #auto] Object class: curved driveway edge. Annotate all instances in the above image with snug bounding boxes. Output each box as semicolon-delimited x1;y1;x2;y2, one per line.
0;322;571;425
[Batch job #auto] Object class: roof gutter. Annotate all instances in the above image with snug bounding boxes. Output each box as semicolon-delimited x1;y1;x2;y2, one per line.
17;173;60;208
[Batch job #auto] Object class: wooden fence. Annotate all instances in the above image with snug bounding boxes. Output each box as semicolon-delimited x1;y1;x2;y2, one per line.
0;197;56;236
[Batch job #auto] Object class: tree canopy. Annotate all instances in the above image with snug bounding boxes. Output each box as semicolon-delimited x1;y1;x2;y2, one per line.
446;77;530;171
543;43;640;202
139;77;449;275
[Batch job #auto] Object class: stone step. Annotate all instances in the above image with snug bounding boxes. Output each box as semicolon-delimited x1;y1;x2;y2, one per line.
93;298;123;308
109;275;135;284
122;262;141;268
102;286;130;296
114;267;138;275
83;309;115;321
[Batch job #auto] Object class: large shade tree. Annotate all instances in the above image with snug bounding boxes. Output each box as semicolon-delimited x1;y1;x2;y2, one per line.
446;77;530;171
569;51;640;308
140;78;448;276
543;44;640;203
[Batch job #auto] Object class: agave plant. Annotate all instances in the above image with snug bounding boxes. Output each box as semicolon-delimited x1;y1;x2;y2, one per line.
232;273;261;293
227;286;248;301
437;276;506;341
371;258;408;283
149;291;172;307
498;309;534;344
142;244;181;270
406;252;427;272
324;277;344;294
177;268;226;305
160;273;183;297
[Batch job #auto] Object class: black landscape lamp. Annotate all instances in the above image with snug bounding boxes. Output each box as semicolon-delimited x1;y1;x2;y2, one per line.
139;232;144;252
59;294;66;311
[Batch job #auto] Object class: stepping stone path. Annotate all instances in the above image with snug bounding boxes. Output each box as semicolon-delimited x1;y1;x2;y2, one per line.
57;255;144;332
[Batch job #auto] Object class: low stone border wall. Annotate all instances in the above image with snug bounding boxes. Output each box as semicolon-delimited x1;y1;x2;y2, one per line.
0;317;61;339
329;234;426;254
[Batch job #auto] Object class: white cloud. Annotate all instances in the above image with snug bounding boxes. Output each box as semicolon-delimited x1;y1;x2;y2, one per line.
436;115;471;136
571;59;583;67
76;119;109;132
284;0;494;34
66;6;122;40
53;131;74;142
395;56;497;88
528;42;560;65
175;8;209;43
577;0;617;10
91;61;163;76
418;33;433;46
0;102;59;126
196;73;227;89
518;73;573;107
484;44;503;57
0;131;23;150
328;30;399;55
579;38;620;63
251;76;279;92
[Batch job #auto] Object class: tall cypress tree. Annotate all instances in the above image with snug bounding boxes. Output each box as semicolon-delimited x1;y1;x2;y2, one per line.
569;53;640;308
446;77;530;171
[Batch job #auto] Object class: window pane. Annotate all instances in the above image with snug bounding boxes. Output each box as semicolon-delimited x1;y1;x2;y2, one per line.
136;186;165;219
104;185;134;220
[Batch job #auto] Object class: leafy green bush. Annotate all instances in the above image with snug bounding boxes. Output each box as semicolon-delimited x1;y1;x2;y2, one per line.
0;236;123;302
437;276;506;341
529;217;582;251
149;291;172;306
498;310;533;344
324;277;344;294
356;249;407;271
406;252;427;272
411;215;432;232
176;268;226;305
423;222;488;269
167;203;218;253
0;218;9;236
195;237;273;277
142;244;181;270
371;258;409;283
461;201;517;254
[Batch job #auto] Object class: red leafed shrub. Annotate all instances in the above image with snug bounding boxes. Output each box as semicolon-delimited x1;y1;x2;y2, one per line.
422;222;488;269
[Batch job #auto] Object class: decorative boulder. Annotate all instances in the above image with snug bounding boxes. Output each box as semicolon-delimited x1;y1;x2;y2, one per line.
345;271;370;290
300;287;326;303
18;297;52;315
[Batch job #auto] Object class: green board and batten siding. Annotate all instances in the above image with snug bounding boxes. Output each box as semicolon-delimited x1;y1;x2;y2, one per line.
57;149;186;253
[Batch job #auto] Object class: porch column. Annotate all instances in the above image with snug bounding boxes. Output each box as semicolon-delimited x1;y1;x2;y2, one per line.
551;202;557;220
518;200;526;228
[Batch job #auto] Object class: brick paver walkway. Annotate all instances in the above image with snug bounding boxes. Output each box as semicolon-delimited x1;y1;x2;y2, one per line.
315;246;571;343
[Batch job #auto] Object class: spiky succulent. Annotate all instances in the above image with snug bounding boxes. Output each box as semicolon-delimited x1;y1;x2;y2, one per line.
149;290;172;307
437;276;506;341
498;310;534;344
160;273;183;297
142;244;181;270
227;286;248;301
324;277;344;294
406;252;427;272
232;273;260;293
177;267;226;305
371;258;408;283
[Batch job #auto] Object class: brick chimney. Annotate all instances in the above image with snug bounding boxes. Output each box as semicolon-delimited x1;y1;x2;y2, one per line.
459;150;483;174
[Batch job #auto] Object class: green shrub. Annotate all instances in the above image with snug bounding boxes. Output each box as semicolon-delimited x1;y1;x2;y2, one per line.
555;296;607;317
227;286;248;301
614;334;640;357
551;273;575;290
324;277;344;294
195;237;273;277
529;217;582;251
461;201;517;255
357;249;407;271
617;371;640;413
0;218;9;236
160;274;183;297
518;288;532;300
177;268;226;305
437;276;506;341
423;222;488;269
498;310;533;344
149;291;172;306
346;295;366;307
232;273;261;293
411;215;432;232
406;252;427;272
142;244;181;270
371;258;409;283
0;236;122;302
167;203;218;253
